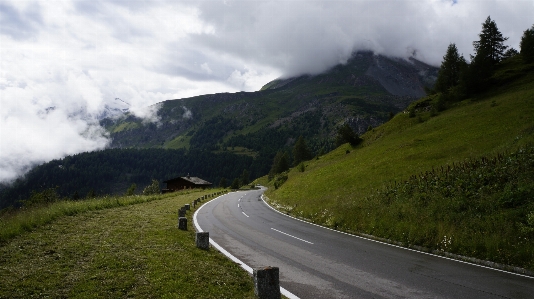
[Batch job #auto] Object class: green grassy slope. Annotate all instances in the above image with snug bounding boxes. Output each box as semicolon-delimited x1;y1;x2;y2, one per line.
263;59;534;270
0;191;256;298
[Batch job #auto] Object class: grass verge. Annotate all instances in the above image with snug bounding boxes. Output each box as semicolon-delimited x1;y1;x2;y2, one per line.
0;190;256;298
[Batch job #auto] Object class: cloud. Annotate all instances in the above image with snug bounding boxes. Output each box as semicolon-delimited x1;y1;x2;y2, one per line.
0;83;110;182
193;0;534;76
182;106;193;119
0;1;43;40
130;103;163;125
1;0;533;182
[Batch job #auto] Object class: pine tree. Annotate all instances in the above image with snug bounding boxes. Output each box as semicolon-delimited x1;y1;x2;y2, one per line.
293;136;312;166
520;24;534;64
434;43;467;93
268;151;290;180
219;177;227;188
240;169;250;186
466;16;509;94
230;178;240;190
472;16;509;65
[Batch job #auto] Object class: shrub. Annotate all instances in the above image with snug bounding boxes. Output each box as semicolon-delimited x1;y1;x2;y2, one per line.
126;183;137;196
274;173;288;189
142;180;160;195
335;123;362;146
22;187;61;208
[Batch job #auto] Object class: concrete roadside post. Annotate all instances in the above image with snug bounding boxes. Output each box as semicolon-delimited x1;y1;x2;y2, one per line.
253;267;281;299
195;232;209;250
185;204;190;211
178;217;187;230
178;207;186;217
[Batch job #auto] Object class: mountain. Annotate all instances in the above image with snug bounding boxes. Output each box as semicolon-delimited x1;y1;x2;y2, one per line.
0;52;438;209
98;98;130;120
102;52;437;156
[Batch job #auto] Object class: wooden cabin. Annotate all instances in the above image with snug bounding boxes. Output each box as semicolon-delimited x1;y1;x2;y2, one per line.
162;174;212;193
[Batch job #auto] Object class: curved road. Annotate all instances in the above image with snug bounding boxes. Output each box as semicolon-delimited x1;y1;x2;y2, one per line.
194;188;534;299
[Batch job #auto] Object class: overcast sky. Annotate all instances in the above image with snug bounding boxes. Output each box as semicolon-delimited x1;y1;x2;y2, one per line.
1;0;533;183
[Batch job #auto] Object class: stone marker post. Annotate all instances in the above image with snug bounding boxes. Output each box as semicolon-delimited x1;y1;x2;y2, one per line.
253;267;280;299
195;232;209;250
178;217;187;230
178;208;186;217
185;204;190;210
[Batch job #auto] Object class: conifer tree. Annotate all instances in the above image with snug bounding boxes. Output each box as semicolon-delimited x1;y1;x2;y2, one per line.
219;177;227;188
230;178;240;190
240;169;250;186
472;16;509;65
293;136;312;166
268;151;289;180
434;43;467;93
466;16;509;94
520;24;534;64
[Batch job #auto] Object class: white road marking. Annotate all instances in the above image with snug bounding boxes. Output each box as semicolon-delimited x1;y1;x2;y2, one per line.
242;211;249;218
193;192;300;299
238;204;240;208
261;195;533;279
271;228;314;244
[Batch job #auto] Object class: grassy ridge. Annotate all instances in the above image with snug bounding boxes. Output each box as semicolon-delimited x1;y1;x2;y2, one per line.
263;61;534;270
0;191;256;298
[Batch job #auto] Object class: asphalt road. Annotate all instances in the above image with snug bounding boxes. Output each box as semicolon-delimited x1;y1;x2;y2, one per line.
194;188;534;299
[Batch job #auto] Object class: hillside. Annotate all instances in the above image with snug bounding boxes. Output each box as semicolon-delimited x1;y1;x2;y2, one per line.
102;51;437;156
261;56;534;270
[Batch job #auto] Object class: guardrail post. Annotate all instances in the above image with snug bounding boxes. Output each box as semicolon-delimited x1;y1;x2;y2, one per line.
253;267;280;299
195;232;209;250
178;217;187;230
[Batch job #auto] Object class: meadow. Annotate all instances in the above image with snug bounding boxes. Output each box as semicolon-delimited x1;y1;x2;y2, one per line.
0;190;256;298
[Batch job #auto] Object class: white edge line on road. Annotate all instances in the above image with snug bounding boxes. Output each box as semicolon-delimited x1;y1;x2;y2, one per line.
271;228;314;244
242;211;249;218
193;192;300;299
260;194;534;279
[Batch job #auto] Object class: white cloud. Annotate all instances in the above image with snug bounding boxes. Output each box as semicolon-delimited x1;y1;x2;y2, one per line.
182;106;193;119
194;0;534;75
1;0;533;182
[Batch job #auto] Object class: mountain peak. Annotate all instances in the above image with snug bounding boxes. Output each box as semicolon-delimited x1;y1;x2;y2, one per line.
261;51;437;98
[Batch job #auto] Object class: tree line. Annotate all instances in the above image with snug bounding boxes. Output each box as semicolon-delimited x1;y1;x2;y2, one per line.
433;17;534;103
0;148;263;209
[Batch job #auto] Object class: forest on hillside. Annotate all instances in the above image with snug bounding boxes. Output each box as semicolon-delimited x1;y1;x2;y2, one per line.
0;148;262;209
